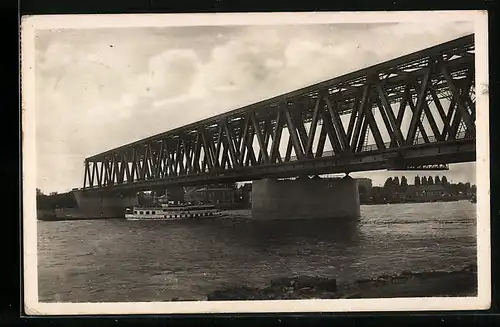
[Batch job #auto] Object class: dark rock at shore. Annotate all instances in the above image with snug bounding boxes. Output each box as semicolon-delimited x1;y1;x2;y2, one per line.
208;286;264;300
270;276;337;292
207;276;336;300
206;265;478;301
171;297;201;301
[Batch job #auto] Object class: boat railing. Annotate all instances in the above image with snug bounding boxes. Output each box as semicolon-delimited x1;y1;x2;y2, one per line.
131;204;218;211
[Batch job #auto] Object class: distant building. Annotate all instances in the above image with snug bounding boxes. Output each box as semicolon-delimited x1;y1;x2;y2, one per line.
406;184;447;201
153;187;185;204
391;191;407;201
184;184;236;205
420;184;447;197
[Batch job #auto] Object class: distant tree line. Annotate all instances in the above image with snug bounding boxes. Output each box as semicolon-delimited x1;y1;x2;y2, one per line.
381;176;475;195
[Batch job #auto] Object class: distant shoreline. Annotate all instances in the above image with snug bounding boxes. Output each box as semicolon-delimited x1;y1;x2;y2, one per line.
361;197;472;205
37;199;475;222
37;216;125;222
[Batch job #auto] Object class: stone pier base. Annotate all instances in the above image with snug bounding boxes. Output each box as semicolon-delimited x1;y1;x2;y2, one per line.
72;190;138;218
251;176;360;220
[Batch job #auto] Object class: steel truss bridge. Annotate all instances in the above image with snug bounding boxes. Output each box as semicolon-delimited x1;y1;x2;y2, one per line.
82;34;476;194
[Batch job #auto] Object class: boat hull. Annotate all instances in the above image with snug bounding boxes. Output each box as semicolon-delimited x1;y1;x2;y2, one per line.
125;208;221;221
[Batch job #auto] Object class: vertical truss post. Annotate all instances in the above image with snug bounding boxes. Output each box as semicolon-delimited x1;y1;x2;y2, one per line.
83;161;90;188
346;93;360;145
283;104;305;160
222;118;240;168
324;96;349;152
270;109;284;163
374;77;405;147
351;84;370;152
250;112;269;164
305;97;321;157
90;161;96;187
406;66;432;145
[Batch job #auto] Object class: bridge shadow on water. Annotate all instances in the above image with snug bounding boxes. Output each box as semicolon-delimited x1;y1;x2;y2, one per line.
189;214;363;254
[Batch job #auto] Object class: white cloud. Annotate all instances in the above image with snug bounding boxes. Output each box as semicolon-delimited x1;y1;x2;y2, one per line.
136;48;200;99
264;58;284;69
381;21;471;37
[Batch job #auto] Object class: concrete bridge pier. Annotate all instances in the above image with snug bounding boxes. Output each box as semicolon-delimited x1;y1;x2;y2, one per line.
251;175;360;220
72;190;138;218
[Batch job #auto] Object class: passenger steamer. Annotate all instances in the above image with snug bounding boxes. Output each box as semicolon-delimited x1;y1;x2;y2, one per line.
125;202;221;221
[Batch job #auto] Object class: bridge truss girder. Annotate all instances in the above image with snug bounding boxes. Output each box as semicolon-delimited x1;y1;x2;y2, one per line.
82;35;476;192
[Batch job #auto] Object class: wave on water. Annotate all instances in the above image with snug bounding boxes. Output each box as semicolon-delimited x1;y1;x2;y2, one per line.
368;218;474;225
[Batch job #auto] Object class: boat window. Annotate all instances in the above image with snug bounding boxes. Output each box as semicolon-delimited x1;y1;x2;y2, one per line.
134;211;137;214
152;211;156;214
146;211;150;214
140;211;143;214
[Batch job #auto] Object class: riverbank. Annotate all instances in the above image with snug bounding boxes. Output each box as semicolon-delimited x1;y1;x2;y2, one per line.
37;208;126;221
207;265;477;300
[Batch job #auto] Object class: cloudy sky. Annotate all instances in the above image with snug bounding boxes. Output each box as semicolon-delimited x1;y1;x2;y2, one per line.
34;21;476;193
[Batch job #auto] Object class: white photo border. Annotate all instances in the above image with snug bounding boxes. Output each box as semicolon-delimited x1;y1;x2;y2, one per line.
21;10;491;315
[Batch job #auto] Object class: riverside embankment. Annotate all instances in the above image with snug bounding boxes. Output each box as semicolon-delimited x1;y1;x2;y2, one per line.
207;264;477;300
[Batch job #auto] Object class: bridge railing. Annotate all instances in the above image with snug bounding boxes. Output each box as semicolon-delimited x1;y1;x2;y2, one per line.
285;131;469;162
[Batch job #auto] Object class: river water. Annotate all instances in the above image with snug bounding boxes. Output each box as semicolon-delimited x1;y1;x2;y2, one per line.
37;201;477;302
